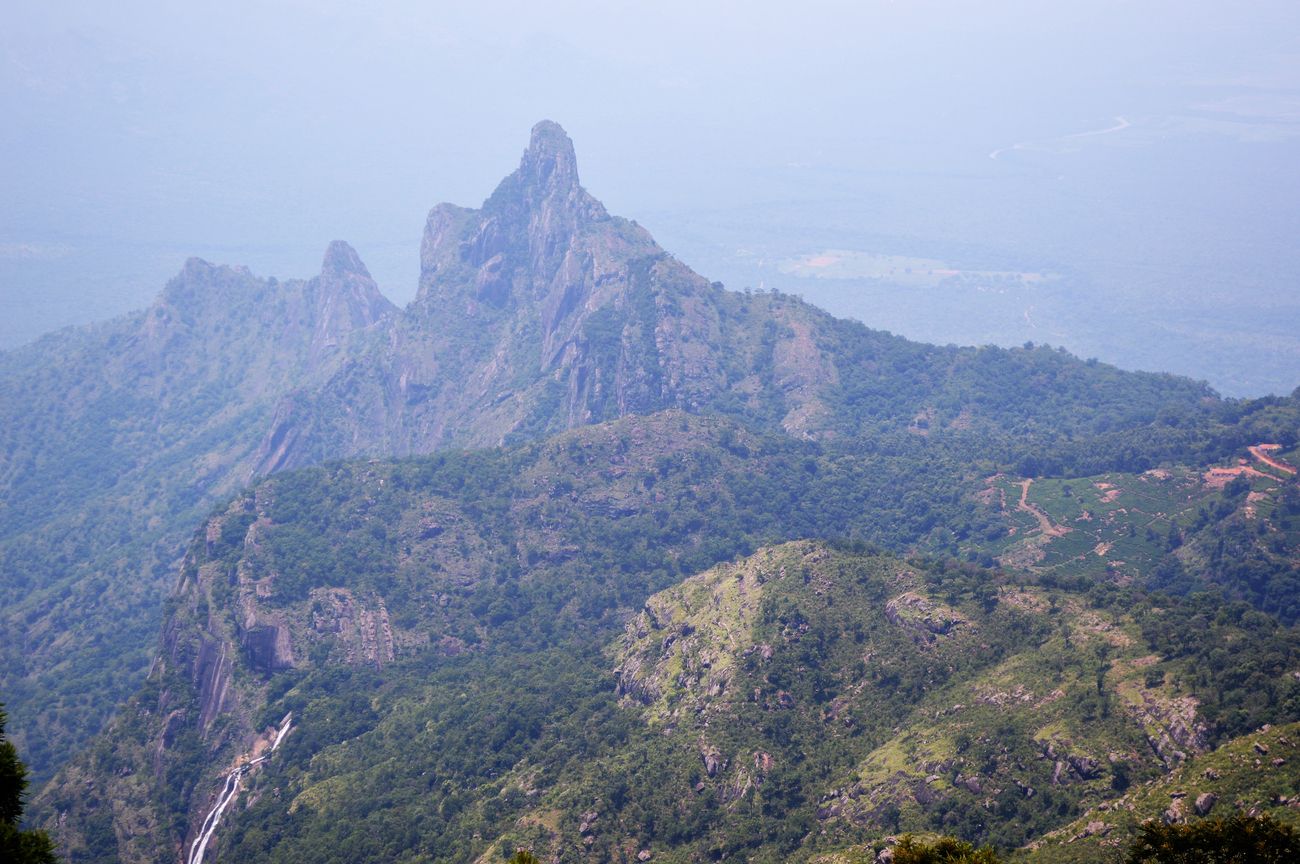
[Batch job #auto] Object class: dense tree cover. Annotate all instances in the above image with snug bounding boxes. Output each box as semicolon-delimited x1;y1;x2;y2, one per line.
0;703;57;864
830;383;1300;484
5;112;1299;807
1135;595;1300;741
27;399;1300;864
110;535;1300;863
814;317;1218;449
37;406;1300;863
6;119;1300;864
890;835;1004;864
5;279;1296;794
1125;814;1300;864
0;262;380;783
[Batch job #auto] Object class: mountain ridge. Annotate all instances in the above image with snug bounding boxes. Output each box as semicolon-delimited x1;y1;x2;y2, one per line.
2;120;1295;838
248;125;1225;478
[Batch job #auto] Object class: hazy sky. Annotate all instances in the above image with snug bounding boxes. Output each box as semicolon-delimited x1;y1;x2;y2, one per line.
4;1;1300;391
6;0;1294;246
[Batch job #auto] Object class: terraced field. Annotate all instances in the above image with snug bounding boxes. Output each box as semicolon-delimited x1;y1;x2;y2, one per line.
978;443;1300;590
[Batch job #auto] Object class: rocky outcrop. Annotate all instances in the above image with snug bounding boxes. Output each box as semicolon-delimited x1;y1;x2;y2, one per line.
241;623;295;674
700;742;726;778
249;121;866;475
614;653;661;706
308;240;394;365
192;634;233;734
309;588;397;667
613;551;771;719
884;591;965;644
1127;691;1210;767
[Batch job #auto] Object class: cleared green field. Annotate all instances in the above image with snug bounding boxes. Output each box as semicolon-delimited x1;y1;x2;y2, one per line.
977;449;1299;590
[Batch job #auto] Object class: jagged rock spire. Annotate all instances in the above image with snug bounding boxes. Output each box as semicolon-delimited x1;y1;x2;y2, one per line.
418;121;611;305
481;119;606;223
309;241;394;360
517;120;580;199
320;240;372;280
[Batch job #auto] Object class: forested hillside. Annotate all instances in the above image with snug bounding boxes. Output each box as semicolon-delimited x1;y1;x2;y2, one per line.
0;246;393;776
4;122;1299;863
35;411;1300;863
1;122;1260;786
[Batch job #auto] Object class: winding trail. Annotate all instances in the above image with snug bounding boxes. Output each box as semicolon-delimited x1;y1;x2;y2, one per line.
1017;479;1070;538
187;713;292;864
1249;444;1297;476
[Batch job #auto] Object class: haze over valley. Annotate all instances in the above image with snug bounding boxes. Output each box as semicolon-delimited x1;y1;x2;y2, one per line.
2;4;1300;864
5;1;1300;395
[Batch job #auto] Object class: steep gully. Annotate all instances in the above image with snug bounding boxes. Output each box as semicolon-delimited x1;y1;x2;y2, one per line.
187;713;293;864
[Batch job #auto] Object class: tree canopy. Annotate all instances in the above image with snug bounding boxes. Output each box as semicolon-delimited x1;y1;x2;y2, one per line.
1125;814;1300;864
0;702;57;863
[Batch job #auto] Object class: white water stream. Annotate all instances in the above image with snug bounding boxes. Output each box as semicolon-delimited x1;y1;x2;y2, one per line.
186;713;292;864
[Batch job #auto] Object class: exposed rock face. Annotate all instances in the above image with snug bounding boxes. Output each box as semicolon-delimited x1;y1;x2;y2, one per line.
614;652;661;706
614;551;770;720
309;588;396;666
1126;691;1211;767
241;623;295;674
420;120;609;313
701;744;726;778
310;241;394;365
884;591;966;644
1;236;396;779
10;120;1246;862
5;120;1223;795
191;633;232;734
251;120;878;475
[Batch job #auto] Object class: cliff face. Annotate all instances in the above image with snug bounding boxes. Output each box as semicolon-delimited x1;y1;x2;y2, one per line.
34;413;776;863
0;241;394;783
250;121;867;474
250;124;1221;479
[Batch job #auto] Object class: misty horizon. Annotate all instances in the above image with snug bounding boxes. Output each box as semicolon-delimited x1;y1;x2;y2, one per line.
4;0;1299;395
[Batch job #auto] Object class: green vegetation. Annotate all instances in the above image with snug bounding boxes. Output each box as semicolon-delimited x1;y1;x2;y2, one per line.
0;703;57;864
19;386;1300;863
1125;814;1299;864
35;431;1300;861
893;835;1005;864
6;122;1300;864
1028;724;1300;863
0;257;392;783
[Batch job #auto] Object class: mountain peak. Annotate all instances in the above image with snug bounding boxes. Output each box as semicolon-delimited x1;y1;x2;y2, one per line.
418;122;613;305
321;240;371;280
482;120;601;222
310;241;393;357
521;119;578;190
